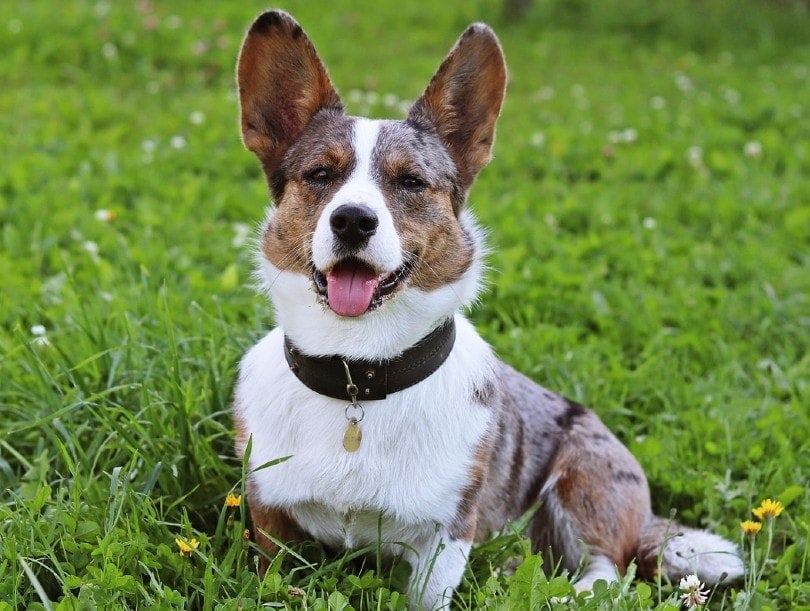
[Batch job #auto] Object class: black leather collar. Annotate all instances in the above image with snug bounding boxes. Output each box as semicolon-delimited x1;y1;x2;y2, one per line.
283;319;456;401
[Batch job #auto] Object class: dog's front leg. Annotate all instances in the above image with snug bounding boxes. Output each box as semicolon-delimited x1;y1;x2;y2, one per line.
248;500;301;574
404;527;472;610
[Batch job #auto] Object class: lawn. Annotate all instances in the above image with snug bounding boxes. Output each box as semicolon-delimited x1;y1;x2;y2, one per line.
1;0;808;608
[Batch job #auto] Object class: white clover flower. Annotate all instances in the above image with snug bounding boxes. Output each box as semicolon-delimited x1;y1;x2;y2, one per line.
170;135;186;150
536;86;555;101
347;89;364;104
94;1;111;17
718;51;734;66
82;241;100;259
650;95;666;110
679;574;709;608
102;42;118;59
744;140;763;159
94;208;116;222
231;223;251;249
722;87;741;105
191;40;208;56
31;325;49;347
675;73;694;92
189;111;205;125
609;128;637;145
382;93;399;108
687;145;704;169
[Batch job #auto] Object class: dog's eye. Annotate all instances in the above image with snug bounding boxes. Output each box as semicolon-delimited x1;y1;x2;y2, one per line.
398;175;425;191
305;167;332;183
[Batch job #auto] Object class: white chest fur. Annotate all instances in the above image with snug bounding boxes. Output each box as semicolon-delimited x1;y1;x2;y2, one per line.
234;315;496;550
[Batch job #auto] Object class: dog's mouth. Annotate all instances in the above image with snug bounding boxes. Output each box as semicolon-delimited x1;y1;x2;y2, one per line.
312;258;412;317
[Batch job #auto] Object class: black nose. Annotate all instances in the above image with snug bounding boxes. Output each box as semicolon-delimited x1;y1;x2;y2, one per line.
330;204;378;249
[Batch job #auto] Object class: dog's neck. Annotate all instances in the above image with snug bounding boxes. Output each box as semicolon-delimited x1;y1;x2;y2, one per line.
282;318;456;401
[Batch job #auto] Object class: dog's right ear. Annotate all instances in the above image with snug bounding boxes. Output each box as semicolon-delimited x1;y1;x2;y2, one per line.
237;11;342;178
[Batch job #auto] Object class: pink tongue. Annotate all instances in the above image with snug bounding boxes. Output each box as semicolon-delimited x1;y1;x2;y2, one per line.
326;263;380;317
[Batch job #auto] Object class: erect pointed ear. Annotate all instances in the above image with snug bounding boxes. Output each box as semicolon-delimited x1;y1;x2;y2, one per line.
236;11;342;179
408;23;507;193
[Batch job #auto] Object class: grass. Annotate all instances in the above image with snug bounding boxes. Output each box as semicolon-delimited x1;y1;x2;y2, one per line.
1;0;808;608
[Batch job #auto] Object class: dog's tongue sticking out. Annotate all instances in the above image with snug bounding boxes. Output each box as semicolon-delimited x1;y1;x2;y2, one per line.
326;261;379;317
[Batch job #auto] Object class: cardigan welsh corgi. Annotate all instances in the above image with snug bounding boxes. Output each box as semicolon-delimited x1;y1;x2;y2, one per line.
232;10;744;609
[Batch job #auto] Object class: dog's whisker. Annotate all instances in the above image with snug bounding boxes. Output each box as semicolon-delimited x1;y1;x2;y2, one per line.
404;250;468;311
256;229;316;292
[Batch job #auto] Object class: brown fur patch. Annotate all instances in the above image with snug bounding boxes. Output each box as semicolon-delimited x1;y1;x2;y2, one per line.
543;417;649;572
448;439;493;541
506;417;526;506
261;113;356;273
367;121;476;292
248;499;303;574
400;202;474;292
234;395;303;573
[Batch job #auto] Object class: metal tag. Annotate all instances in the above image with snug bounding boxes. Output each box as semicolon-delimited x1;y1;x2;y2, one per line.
342;419;362;452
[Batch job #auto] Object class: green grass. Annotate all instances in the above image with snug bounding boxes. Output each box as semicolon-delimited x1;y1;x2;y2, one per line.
1;0;808;608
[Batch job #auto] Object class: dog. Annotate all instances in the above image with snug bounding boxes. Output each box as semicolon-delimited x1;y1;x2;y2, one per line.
231;10;744;609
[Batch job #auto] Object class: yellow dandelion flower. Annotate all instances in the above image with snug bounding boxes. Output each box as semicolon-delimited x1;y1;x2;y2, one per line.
752;498;784;520
740;520;762;536
225;492;241;508
175;537;200;557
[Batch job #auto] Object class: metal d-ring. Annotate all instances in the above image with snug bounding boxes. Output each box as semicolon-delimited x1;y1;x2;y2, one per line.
341;359;365;423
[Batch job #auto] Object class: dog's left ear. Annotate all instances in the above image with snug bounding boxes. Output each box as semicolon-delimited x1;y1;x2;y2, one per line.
408;24;507;195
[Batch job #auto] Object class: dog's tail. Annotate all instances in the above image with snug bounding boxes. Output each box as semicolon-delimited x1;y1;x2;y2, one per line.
636;514;745;585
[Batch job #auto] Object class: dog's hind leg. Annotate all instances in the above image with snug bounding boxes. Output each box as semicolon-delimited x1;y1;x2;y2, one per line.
529;412;652;591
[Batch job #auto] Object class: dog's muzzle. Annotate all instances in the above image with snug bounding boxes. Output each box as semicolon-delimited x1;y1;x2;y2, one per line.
310;203;412;317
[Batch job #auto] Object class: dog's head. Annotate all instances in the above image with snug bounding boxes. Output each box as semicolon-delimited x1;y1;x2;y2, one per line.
237;11;506;356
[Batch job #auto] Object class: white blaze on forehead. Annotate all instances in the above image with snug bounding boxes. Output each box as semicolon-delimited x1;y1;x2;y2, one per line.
353;118;381;180
311;118;402;273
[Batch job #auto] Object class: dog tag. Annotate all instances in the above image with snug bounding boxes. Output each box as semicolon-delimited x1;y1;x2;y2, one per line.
342;419;362;452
